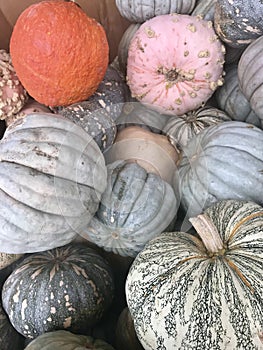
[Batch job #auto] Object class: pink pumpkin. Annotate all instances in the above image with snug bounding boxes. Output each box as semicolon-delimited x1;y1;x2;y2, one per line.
127;14;225;115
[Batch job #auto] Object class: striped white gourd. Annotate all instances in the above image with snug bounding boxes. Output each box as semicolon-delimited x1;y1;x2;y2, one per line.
126;199;263;349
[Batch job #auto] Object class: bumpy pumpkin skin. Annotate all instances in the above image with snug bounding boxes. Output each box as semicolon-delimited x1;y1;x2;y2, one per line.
10;0;109;107
2;244;114;339
24;330;115;350
214;0;263;48
177;121;263;218
127;14;225;116
126;199;263;349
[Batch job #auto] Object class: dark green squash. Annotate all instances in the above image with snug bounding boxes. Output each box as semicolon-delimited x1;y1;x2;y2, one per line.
1;244;114;339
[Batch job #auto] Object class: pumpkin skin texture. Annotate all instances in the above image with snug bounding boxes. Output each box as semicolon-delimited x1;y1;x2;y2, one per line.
216;65;261;128
2;244;114;339
80;161;179;257
10;0;109;107
163;106;231;148
115;0;196;23
238;36;263;123
125;199;263;349
191;0;216;22
177;121;263;218
24;330;115;350
127;14;225;116
214;0;263;48
0;113;107;253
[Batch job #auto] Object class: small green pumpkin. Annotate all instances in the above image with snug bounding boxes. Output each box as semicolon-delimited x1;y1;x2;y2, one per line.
126;199;263;349
24;330;115;350
1;244;114;338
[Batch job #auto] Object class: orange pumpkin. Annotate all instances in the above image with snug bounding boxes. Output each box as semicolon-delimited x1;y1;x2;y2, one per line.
9;0;109;107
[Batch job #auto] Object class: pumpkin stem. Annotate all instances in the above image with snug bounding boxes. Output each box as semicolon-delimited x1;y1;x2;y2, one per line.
189;213;224;254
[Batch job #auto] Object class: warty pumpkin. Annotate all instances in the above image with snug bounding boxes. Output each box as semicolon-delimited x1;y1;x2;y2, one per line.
177;121;263;218
125;199;263;349
1;244;114;338
0;113;107;253
9;0;109;107
127;13;225;115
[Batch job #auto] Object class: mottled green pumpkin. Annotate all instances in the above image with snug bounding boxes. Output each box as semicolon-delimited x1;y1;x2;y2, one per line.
126;199;263;349
1;244;114;339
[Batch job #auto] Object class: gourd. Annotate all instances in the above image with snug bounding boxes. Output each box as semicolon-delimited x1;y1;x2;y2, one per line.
214;0;263;48
10;0;109;107
126;199;263;349
80;160;179;257
115;0;196;23
2;244;114;339
177;121;263;218
191;0;216;21
0;49;27;120
127;14;225;116
163;106;231;148
216;65;261;127
238;35;263;123
0;113;107;253
24;330;116;349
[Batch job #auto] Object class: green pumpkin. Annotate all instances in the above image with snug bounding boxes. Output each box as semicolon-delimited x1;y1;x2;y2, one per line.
126;199;263;349
24;330;115;350
1;244;114;339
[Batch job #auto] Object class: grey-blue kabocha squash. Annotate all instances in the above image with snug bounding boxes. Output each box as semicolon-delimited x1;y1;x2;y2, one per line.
177;121;263;218
216;65;261;127
126;199;263;349
1;243;114;339
115;0;196;23
0;113;107;253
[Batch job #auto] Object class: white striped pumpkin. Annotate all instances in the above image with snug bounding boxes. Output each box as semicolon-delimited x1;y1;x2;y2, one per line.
126;199;263;349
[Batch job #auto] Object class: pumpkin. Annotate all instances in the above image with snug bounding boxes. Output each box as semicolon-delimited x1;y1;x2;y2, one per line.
115;307;144;350
115;0;196;23
125;199;263;349
177;121;263;218
118;23;141;76
79;160;179;257
0;113;107;253
216;65;261;127
238;35;263;123
117;101;172;134
9;0;109;107
191;0;216;21
163;105;231;148
0;302;24;350
0;253;23;271
2;243;114;338
214;0;263;48
127;14;225;116
224;44;245;65
0;49;28;120
24;330;115;350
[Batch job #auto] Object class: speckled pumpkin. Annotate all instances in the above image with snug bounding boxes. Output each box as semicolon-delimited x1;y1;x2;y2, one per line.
1;244;114;339
24;330;116;350
127;14;225;116
10;0;109;107
126;199;263;349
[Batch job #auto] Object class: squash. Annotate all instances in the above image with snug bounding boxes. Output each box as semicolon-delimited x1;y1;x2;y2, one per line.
191;0;216;21
79;160;179;257
10;0;109;107
214;0;263;48
163;106;231;148
0;302;24;350
177;121;263;218
0;113;107;253
24;330;115;349
125;199;263;349
127;13;225;116
216;65;261;127
115;0;196;23
238;35;263;123
2;243;114;338
0;49;28;120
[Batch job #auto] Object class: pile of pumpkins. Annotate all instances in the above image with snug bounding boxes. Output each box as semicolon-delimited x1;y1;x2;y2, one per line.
0;0;262;349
